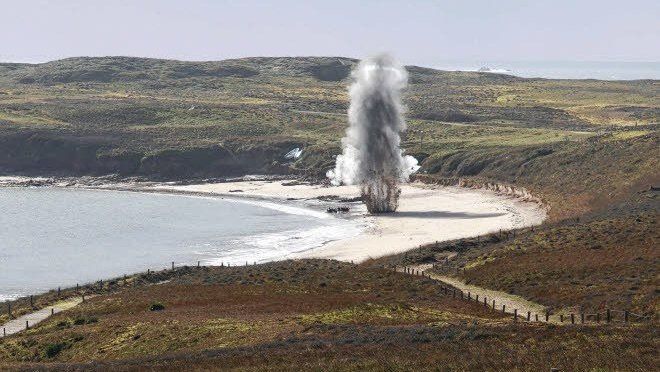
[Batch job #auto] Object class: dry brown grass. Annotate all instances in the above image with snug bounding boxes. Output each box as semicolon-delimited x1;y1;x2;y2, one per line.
0;260;502;367
459;214;659;315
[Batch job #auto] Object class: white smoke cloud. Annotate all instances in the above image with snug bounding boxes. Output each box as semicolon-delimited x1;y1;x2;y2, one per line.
327;54;419;212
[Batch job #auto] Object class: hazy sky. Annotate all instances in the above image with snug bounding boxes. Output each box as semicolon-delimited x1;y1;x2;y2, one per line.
1;0;658;64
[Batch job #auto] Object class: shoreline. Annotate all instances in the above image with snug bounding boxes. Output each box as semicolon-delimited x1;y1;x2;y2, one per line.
0;175;546;303
1;175;547;264
142;178;547;262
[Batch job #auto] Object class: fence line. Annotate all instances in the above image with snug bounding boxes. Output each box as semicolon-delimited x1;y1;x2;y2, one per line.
1;258;267;337
398;266;653;325
1;259;653;338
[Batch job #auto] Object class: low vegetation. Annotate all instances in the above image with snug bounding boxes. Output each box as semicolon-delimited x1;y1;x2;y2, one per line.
0;57;657;180
0;56;658;369
1;261;657;371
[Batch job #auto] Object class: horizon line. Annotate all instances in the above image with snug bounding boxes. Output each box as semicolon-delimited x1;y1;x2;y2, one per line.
1;55;659;66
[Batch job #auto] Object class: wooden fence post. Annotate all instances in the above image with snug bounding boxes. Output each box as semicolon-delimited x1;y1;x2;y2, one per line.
51;308;54;315
25;320;29;330
581;313;585;324
503;304;506;314
172;261;175;270
475;294;479;302
606;309;611;323
453;289;456;298
545;311;549;322
57;287;61;297
535;314;539;322
560;314;564;323
527;311;531;321
197;261;200;267
467;292;471;300
484;297;487;307
571;313;575;324
514;309;517;322
492;300;496;309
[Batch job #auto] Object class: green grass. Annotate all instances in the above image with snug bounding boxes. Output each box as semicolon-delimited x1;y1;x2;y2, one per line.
0;57;656;147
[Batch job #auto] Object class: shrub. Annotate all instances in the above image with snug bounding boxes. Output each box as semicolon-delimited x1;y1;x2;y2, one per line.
45;342;66;358
150;302;165;311
73;316;98;325
73;317;86;325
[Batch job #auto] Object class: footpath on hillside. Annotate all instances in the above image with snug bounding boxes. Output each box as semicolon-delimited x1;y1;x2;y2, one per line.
407;264;556;323
1;297;83;337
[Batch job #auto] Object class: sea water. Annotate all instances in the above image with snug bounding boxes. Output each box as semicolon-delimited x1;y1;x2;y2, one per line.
0;187;361;300
433;60;660;80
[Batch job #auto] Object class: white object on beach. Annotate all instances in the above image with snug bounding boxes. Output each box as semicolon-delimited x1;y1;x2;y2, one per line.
284;148;303;159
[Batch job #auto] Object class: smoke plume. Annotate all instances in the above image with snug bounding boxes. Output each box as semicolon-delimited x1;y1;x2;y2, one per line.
327;55;419;213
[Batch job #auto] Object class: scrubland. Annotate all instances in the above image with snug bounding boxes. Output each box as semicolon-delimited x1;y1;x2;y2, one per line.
0;57;657;370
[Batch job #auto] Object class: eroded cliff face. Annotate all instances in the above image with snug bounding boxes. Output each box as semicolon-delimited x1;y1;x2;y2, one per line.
0;132;297;179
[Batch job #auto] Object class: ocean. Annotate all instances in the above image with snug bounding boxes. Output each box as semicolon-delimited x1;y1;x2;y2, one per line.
432;61;660;80
0;187;361;301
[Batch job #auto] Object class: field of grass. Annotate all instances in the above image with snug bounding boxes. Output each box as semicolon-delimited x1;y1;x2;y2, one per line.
0;56;657;179
1;261;657;371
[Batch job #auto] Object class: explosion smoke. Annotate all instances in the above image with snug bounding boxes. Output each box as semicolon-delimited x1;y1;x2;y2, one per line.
327;55;419;213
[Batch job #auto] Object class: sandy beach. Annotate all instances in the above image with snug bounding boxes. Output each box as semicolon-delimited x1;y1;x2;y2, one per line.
151;180;546;263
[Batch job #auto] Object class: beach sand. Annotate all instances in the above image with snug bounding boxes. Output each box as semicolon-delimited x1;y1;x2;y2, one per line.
152;180;546;263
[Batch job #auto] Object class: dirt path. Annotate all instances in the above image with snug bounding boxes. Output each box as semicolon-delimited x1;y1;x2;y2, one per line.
1;297;83;337
408;264;554;323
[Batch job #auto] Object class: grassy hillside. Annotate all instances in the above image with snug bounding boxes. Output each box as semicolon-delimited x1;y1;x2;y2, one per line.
418;131;659;219
0;56;657;180
1;261;656;371
367;192;658;315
